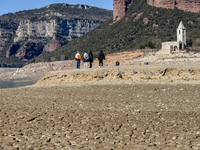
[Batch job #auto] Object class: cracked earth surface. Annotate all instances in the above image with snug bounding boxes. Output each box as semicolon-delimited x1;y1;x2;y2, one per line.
0;84;200;149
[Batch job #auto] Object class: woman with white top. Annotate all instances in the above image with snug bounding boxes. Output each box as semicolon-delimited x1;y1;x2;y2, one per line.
83;51;89;68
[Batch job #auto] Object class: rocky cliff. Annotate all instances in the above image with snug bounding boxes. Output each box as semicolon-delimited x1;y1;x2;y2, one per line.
5;19;100;60
113;0;133;22
113;0;200;23
0;3;112;66
43;39;61;52
15;40;45;60
147;0;200;13
14;19;100;43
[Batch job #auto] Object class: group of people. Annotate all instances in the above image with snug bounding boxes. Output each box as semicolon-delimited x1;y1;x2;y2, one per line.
75;50;105;69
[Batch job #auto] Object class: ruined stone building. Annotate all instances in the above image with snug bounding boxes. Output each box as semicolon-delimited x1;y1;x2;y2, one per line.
158;21;186;54
113;0;133;22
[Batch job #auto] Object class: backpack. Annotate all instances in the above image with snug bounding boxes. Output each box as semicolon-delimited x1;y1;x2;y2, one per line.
77;55;81;60
115;61;120;66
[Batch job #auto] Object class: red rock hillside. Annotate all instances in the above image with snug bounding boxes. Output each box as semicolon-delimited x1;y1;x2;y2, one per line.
147;0;200;13
15;40;45;60
113;0;200;22
6;39;62;60
113;0;133;22
43;39;61;52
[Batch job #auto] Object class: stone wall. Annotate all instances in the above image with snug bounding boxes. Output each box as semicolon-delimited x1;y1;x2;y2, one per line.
160;41;179;54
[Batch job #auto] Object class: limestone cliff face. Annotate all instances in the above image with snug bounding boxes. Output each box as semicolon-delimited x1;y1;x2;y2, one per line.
5;19;100;60
147;0;200;13
14;19;100;42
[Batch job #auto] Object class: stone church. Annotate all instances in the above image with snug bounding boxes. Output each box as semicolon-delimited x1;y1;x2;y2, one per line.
158;21;186;54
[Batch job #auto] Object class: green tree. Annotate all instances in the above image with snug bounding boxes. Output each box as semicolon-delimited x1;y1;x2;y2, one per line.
139;44;145;49
147;41;155;49
187;38;193;47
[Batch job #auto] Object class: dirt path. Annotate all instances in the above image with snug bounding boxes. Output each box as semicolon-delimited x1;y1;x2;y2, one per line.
0;83;200;149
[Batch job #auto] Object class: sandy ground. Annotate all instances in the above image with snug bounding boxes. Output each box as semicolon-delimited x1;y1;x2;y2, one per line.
1;49;200;82
0;83;200;149
0;50;200;149
0;51;145;82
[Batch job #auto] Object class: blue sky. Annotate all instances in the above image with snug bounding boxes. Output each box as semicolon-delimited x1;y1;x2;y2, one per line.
0;0;113;16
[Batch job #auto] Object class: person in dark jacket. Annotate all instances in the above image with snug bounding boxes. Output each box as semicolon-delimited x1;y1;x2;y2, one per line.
89;51;93;68
98;50;105;68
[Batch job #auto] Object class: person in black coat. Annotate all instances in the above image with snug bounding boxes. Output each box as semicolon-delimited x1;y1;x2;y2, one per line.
98;50;105;68
89;51;93;68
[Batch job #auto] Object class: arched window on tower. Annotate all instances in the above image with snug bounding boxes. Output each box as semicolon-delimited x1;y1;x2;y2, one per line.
179;30;181;34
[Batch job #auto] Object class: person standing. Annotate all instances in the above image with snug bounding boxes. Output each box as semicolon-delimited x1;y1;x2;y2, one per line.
75;51;81;69
83;51;89;69
98;50;105;68
89;51;93;68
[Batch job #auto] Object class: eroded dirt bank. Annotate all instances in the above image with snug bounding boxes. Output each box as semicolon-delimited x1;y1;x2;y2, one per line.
37;64;200;85
0;51;144;82
0;84;200;149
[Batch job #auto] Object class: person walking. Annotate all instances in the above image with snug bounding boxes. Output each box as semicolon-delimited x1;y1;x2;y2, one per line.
83;51;89;69
75;51;81;69
98;50;105;68
89;51;93;68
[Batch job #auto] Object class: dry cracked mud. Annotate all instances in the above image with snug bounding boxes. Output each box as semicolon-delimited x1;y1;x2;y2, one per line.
0;83;200;149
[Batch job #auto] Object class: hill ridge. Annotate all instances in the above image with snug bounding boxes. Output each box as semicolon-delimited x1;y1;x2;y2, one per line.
0;3;112;67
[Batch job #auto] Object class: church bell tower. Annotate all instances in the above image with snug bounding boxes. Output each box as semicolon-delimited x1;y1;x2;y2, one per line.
177;21;186;50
